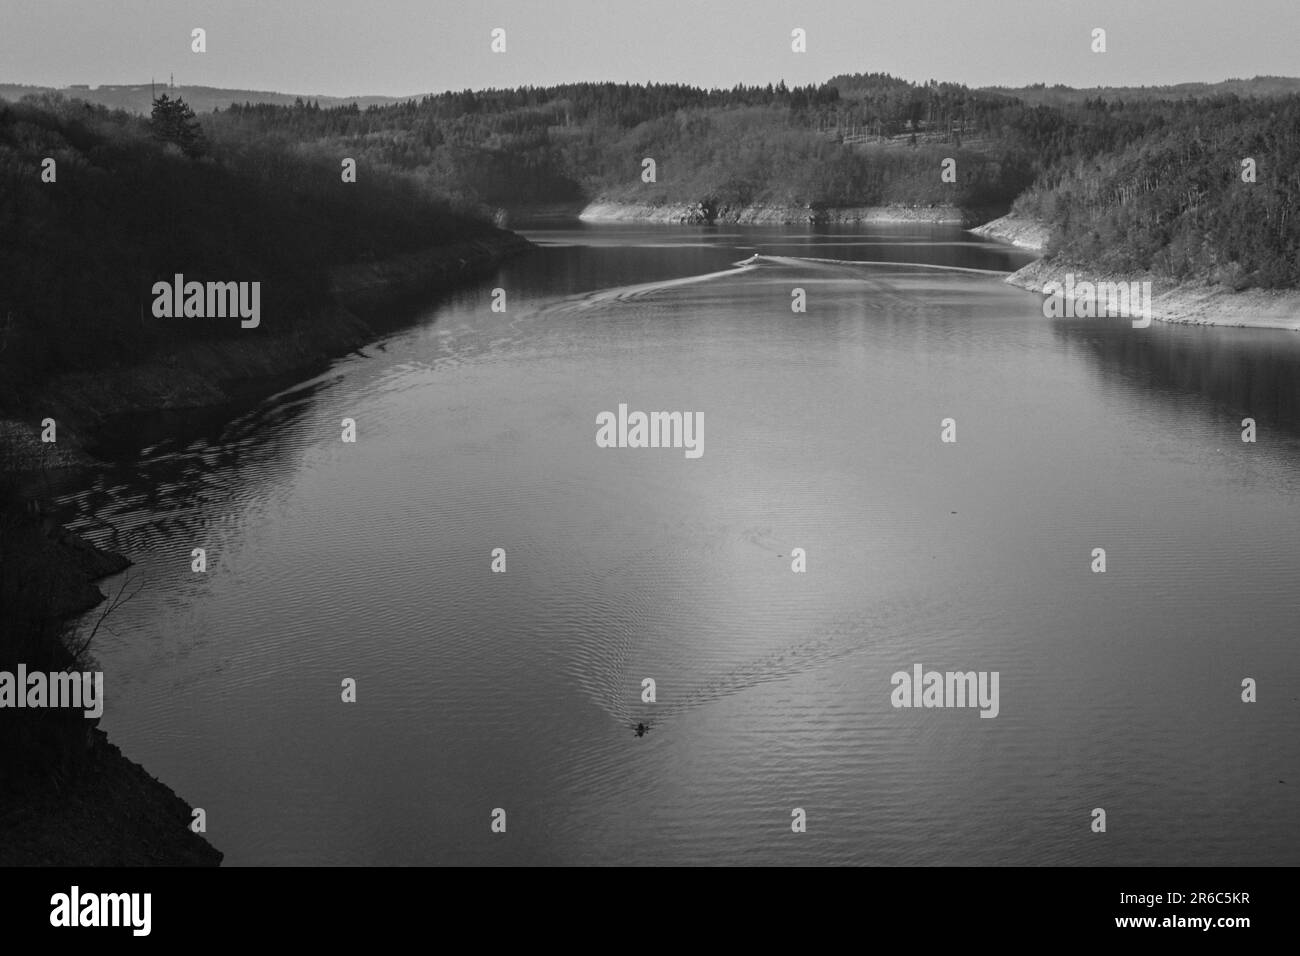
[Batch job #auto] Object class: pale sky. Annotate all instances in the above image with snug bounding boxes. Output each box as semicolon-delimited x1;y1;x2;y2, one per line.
1;0;1296;96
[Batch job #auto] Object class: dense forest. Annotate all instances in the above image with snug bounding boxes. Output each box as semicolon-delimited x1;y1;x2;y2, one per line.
0;94;509;408
202;77;1032;213
193;72;1300;287
1011;95;1300;287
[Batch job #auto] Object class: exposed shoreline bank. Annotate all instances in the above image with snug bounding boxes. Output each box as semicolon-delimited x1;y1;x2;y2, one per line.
579;199;998;226
1005;258;1300;332
971;213;1300;331
967;212;1052;252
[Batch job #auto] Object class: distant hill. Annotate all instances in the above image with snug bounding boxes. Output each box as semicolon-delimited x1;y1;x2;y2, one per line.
6;74;1300;117
980;76;1300;105
0;83;404;114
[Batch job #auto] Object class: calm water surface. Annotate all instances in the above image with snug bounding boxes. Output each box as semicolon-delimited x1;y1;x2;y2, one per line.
62;224;1300;865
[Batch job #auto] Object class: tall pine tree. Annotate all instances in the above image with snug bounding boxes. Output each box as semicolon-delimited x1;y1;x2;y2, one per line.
150;94;206;158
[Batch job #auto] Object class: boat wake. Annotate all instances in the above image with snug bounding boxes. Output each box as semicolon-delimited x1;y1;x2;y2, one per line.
532;252;1009;320
741;253;1011;276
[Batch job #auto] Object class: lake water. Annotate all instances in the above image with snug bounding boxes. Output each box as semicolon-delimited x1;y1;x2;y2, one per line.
62;223;1300;865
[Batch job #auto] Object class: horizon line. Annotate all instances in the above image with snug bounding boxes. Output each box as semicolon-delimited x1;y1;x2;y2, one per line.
3;72;1298;104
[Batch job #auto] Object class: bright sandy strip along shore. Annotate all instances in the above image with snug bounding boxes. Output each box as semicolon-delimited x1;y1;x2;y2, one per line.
972;213;1300;331
967;212;1051;252
1007;259;1300;332
578;200;969;224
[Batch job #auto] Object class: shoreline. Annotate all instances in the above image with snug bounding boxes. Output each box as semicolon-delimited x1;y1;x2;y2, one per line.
1005;258;1300;332
972;214;1300;331
0;728;225;866
0;496;221;866
967;212;1051;252
578;199;997;226
0;230;533;867
1;233;534;474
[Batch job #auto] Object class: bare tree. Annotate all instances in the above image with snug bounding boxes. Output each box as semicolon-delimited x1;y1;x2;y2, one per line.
66;573;145;664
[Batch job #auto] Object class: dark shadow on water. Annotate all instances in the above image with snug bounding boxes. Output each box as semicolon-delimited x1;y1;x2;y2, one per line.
1049;314;1300;439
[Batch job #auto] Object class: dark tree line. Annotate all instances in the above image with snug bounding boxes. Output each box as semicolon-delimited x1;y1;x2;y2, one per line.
0;95;502;408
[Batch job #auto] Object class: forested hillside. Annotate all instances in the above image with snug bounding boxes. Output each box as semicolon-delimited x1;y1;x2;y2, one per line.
0;94;509;407
191;72;1300;290
202;78;1034;214
1011;95;1300;287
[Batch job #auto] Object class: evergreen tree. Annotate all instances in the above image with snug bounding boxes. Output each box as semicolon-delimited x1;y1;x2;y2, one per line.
150;93;206;158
